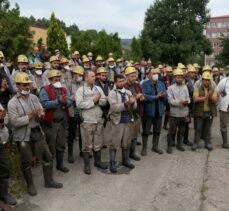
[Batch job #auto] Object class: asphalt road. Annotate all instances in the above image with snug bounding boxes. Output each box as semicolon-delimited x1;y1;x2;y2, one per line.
14;117;229;211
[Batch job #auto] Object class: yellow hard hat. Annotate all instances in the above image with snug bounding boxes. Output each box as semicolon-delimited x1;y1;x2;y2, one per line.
177;63;186;69
129;60;134;65
148;59;152;64
14;72;32;83
72;66;84;75
212;67;219;72
202;71;211;80
97;67;107;74
60;57;69;64
49;56;59;63
108;52;113;57
82;57;89;63
193;63;200;68
134;62;140;66
0;51;4;58
155;68;161;74
188;66;196;73
17;55;28;63
33;61;43;69
166;66;173;73
108;57;115;62
73;51;80;55
87;52;93;57
158;64;163;69
125;62;133;68
203;65;211;72
124;66;136;75
47;69;61;79
116;58;123;63
173;68;184;76
96;55;103;62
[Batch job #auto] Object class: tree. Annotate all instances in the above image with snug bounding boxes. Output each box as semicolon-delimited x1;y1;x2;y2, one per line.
140;0;212;65
215;34;229;66
37;37;43;49
130;37;142;61
0;0;33;60
47;12;69;56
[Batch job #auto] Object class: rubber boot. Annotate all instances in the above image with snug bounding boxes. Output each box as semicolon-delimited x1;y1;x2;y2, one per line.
0;179;17;206
22;168;37;196
67;139;74;163
83;152;91;174
183;125;192;146
56;151;69;173
43;165;63;188
163;114;169;130
221;131;229;149
152;135;163;154
141;136;148;156
129;139;141;161
109;149;117;173
167;134;173;154
191;137;199;151
122;149;135;169
78;130;83;157
171;134;176;146
177;133;185;151
93;150;108;169
205;139;213;151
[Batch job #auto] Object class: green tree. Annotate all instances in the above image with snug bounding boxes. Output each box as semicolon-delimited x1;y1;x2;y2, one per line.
140;0;212;65
47;12;69;56
130;37;142;61
37;37;43;49
0;0;33;60
215;34;229;66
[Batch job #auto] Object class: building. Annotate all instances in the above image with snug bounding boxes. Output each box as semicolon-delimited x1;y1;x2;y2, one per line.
30;26;48;45
205;15;229;66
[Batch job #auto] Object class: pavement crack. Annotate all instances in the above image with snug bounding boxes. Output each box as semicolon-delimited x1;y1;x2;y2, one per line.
199;151;210;211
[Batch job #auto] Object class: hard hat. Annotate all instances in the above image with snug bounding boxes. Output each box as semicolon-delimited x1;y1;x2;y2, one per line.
166;66;173;73
72;66;84;75
203;65;211;72
177;63;186;69
158;64;163;69
97;67;107;74
49;56;59;63
129;60;134;65
82;57;89;63
55;49;60;53
188;66;196;73
116;58;123;63
47;69;61;79
96;55;103;62
60;57;69;64
202;71;211;80
17;55;28;63
148;59;152;64
193;63;200;68
124;66;136;75
173;69;184;76
87;52;93;57
108;57;115;63
0;51;4;58
33;61;43;69
155;68;161;74
44;62;50;69
14;72;32;83
134;62;140;66
212;67;219;72
73;51;80;55
108;52;113;57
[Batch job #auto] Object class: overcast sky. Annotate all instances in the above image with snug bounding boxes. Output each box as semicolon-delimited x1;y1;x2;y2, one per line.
9;0;229;38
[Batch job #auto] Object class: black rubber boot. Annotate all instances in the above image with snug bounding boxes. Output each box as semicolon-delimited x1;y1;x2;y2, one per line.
0;179;17;206
109;149;117;173
83;152;91;174
167;134;173;154
67;139;74;163
129;139;141;161
43;165;63;188
93;150;108;169
205;139;213;151
177;133;185;151
221;131;229;149
163;114;169;130
141;136;148;156
22;168;37;196
183;125;192;146
122;149;135;169
56;151;69;173
152;135;163;154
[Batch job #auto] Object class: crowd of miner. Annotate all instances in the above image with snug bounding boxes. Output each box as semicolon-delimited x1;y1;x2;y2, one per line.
0;45;228;208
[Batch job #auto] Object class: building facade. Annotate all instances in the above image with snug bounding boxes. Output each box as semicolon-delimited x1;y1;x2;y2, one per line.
205;15;229;66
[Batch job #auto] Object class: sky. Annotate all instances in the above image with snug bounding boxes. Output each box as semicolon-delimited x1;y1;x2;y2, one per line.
9;0;229;39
